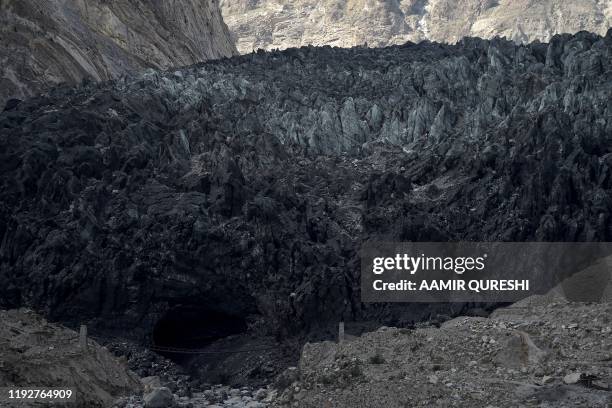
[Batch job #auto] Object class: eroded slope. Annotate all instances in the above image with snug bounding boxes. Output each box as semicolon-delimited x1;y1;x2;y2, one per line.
0;309;141;407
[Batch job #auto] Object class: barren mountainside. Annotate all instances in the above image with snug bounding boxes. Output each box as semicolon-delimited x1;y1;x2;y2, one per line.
220;0;612;53
0;0;237;108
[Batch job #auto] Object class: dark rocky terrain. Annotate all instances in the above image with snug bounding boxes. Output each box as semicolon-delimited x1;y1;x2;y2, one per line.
1;30;612;386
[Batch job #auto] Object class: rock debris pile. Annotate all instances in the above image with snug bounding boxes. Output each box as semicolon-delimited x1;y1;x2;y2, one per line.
0;309;141;407
116;383;275;408
280;301;612;407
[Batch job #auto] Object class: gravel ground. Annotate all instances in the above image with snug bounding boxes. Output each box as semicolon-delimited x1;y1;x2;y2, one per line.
115;384;276;408
271;301;612;407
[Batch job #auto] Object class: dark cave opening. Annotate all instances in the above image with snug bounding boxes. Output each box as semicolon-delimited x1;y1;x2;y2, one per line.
152;306;248;363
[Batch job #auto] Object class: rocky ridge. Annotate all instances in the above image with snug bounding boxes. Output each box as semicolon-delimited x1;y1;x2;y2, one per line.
0;0;237;108
1;31;612;369
220;0;612;53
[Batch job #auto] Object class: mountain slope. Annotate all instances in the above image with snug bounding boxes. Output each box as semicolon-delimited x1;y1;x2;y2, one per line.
0;0;237;108
220;0;612;53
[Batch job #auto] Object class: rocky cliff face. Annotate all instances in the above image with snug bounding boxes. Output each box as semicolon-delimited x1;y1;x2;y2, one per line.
0;0;237;108
220;0;612;53
1;31;612;346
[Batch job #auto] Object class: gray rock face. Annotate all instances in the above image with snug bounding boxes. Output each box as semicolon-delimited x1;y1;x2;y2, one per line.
220;0;612;53
1;32;612;343
0;0;237;108
143;387;174;408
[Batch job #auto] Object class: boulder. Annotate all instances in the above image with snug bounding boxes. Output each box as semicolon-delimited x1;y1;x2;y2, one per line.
494;331;547;368
143;387;175;408
141;376;162;394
